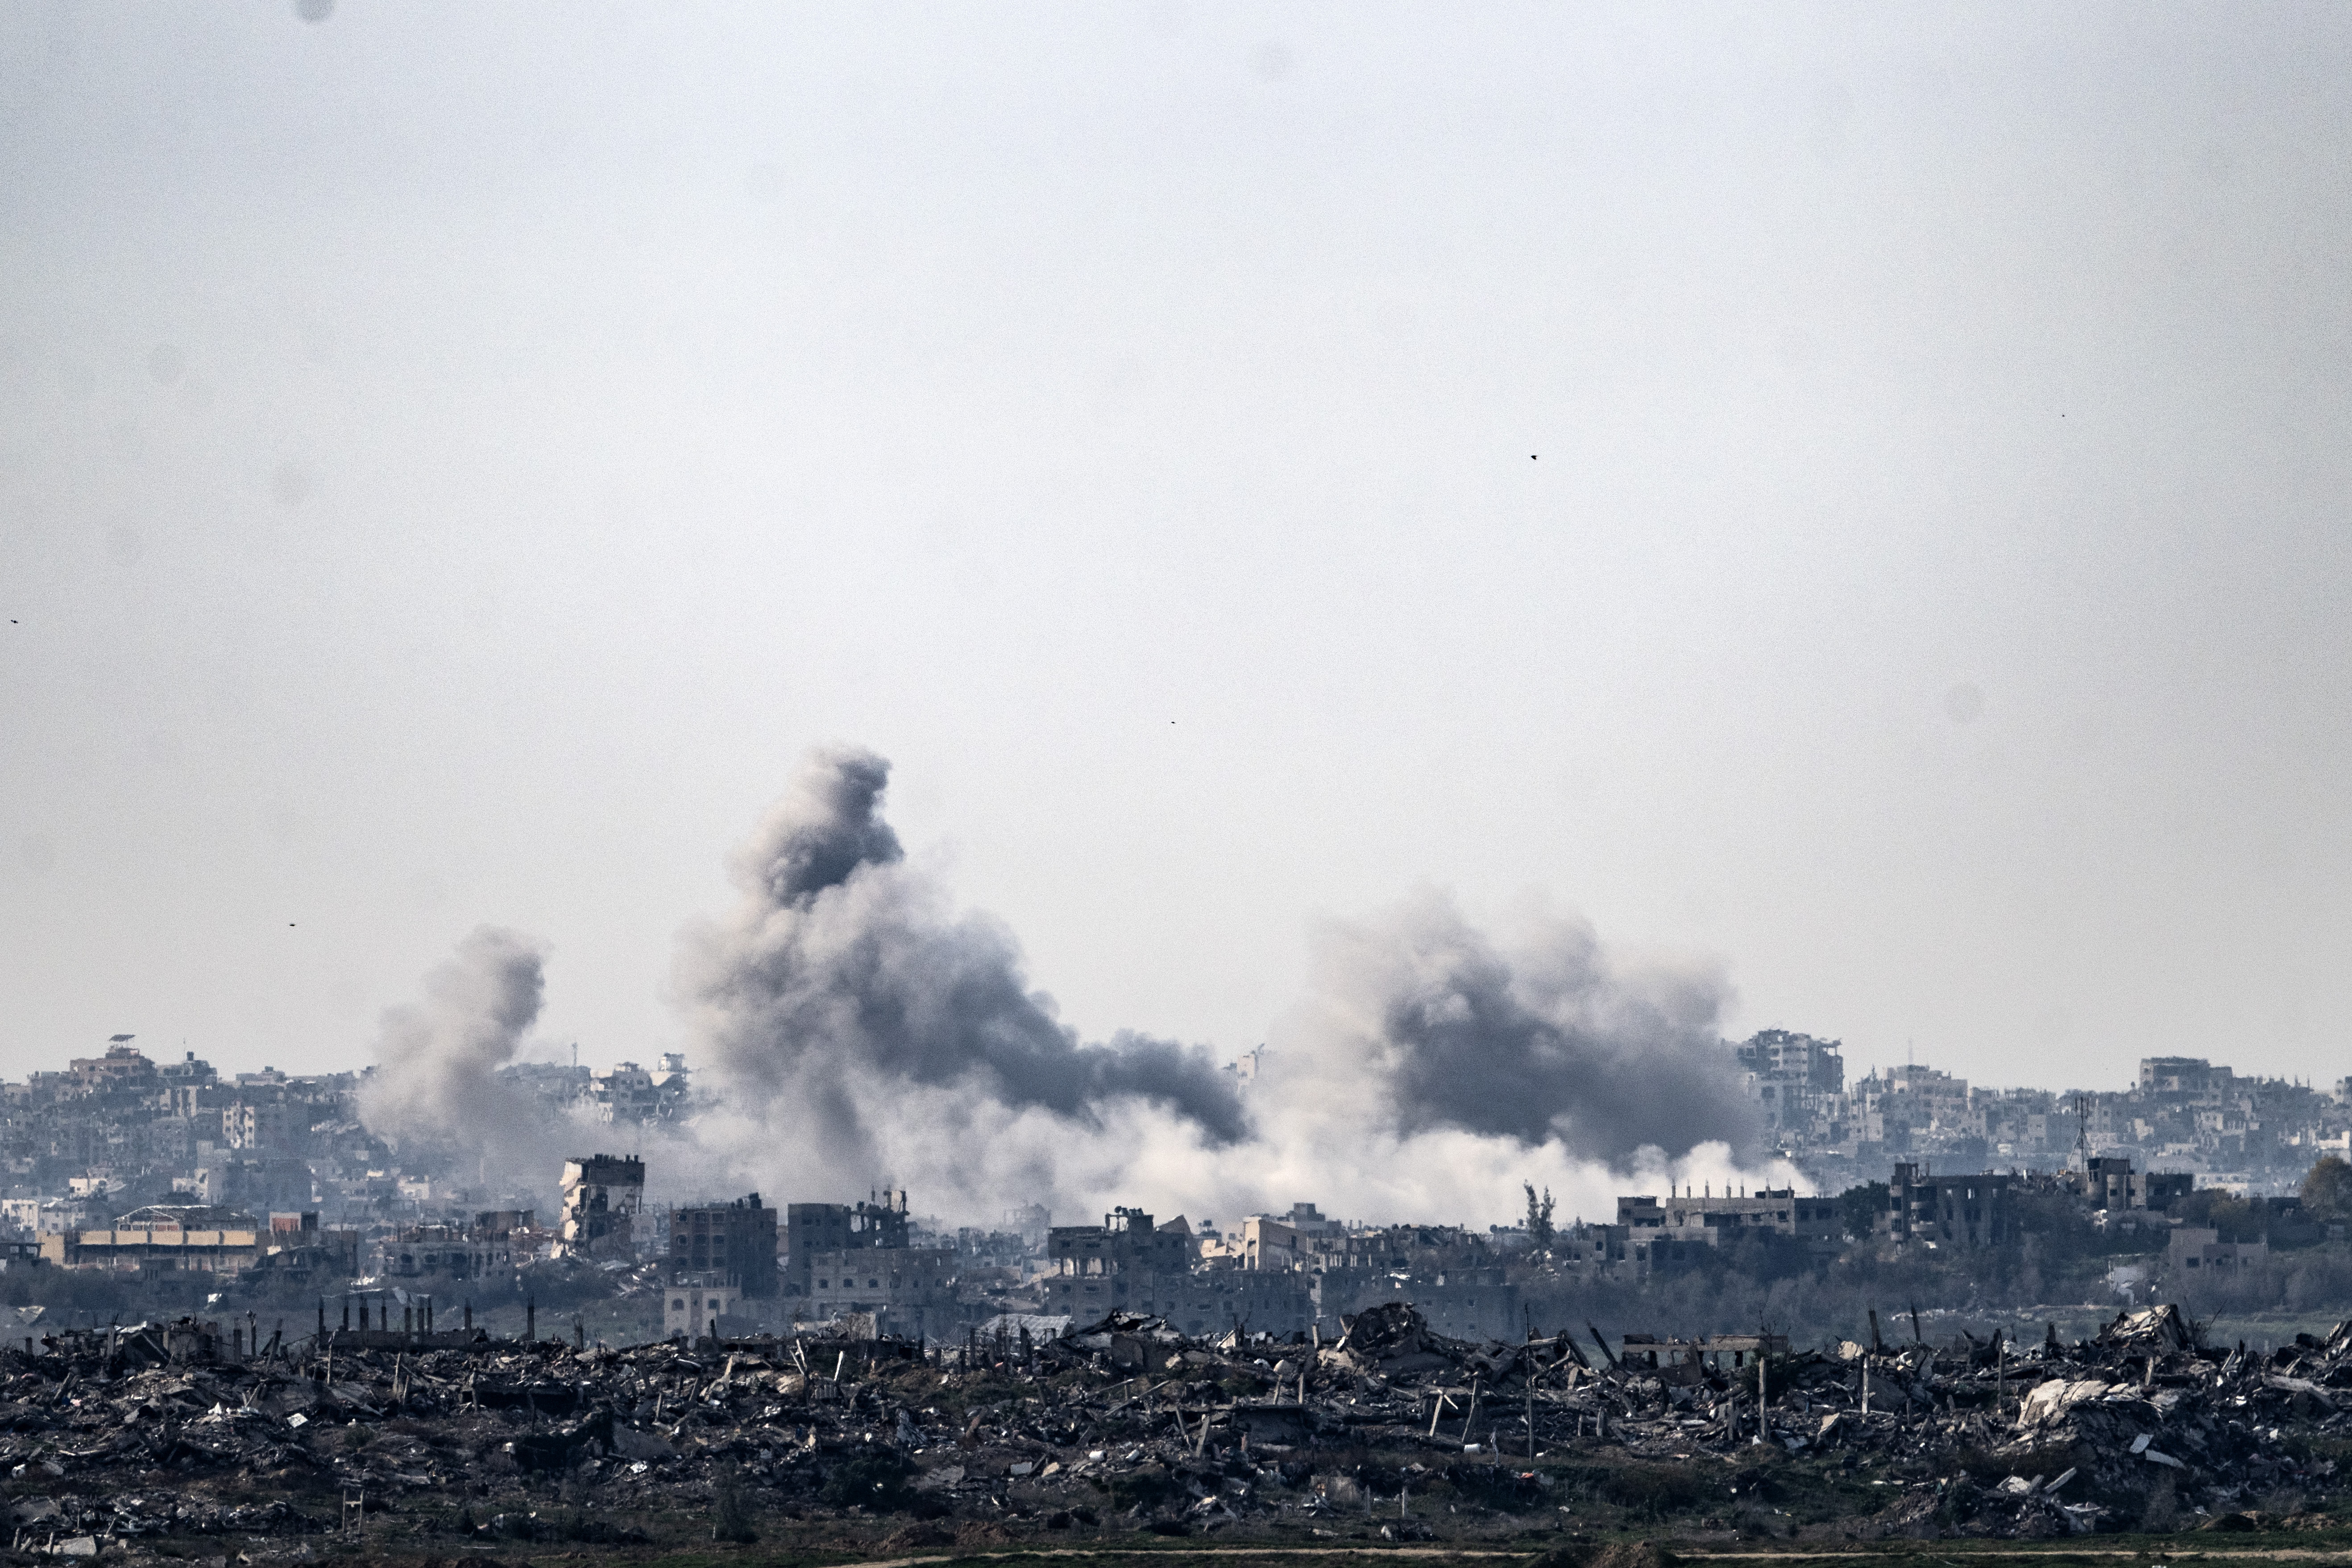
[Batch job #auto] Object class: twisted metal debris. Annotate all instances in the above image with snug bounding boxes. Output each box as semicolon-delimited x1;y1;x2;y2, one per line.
0;1299;2342;1553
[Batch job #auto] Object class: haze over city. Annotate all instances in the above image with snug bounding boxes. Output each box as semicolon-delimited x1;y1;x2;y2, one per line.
9;13;2352;1557
5;4;2351;1215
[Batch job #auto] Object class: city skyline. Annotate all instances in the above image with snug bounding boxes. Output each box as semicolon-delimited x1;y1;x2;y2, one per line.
7;8;2352;1104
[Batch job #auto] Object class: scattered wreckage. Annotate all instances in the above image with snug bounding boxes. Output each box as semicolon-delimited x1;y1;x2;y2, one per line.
0;1298;2343;1552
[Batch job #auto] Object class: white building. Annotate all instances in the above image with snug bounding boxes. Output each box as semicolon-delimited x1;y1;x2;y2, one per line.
666;1278;741;1338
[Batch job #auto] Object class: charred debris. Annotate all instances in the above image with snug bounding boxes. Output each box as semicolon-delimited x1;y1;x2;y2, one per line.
0;1298;2348;1555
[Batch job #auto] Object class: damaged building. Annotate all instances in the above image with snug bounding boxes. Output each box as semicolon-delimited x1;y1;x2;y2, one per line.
373;1209;537;1280
1888;1162;2015;1246
1045;1208;1318;1336
784;1191;909;1295
667;1193;778;1297
557;1154;644;1260
37;1204;265;1275
1618;1187;1842;1255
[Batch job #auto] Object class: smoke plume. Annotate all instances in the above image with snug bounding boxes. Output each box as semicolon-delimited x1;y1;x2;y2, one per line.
360;925;560;1185
1312;891;1761;1166
678;747;1250;1208
360;752;1798;1229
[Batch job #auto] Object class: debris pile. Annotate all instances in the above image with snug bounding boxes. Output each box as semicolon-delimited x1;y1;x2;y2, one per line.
0;1301;2345;1549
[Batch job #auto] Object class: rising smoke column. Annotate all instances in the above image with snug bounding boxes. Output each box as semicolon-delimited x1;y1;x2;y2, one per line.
678;747;1249;1207
359;925;562;1185
351;762;1780;1229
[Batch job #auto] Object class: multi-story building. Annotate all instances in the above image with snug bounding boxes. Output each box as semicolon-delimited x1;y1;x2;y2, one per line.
2074;1156;2193;1213
801;1247;957;1337
2143;1058;2230;1100
578;1055;692;1125
668;1193;778;1296
221;1101;289;1152
2168;1226;2269;1279
557;1154;643;1259
373;1210;536;1279
1043;1198;1530;1337
589;1063;660;1123
1615;1188;1841;1249
1049;1207;1195;1278
69;1041;162;1099
1225;1204;1347;1272
39;1203;263;1274
784;1192;910;1295
1887;1163;2012;1247
1736;1029;1847;1091
1041;1212;1315;1335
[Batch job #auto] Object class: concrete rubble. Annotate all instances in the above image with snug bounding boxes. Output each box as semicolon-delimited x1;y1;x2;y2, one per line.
0;1299;2344;1552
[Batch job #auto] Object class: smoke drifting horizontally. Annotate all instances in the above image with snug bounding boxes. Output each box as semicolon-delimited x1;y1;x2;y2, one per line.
359;749;1799;1224
1321;892;1759;1167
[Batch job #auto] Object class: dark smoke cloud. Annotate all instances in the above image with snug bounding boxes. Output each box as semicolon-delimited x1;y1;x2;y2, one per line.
749;748;902;905
1312;891;1761;1167
681;748;1249;1195
354;762;1790;1228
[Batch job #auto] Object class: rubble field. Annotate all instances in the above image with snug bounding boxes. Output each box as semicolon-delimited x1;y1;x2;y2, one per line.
5;1302;2352;1564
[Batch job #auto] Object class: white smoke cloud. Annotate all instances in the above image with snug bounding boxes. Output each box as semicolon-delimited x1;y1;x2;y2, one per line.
358;925;568;1190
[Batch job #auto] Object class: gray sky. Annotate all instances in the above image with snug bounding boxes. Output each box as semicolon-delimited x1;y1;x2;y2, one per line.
4;3;2349;1096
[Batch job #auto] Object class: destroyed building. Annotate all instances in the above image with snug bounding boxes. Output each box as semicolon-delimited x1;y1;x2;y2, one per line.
1888;1162;2014;1246
1049;1205;1192;1277
1045;1209;1317;1335
557;1154;643;1260
589;1055;691;1123
1318;1263;1521;1341
1198;1208;1527;1338
2077;1154;2195;1212
777;1191;959;1337
0;1028;2344;1378
372;1209;535;1279
1229;1202;1343;1270
247;1211;361;1281
784;1191;909;1295
1741;1028;1848;1147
